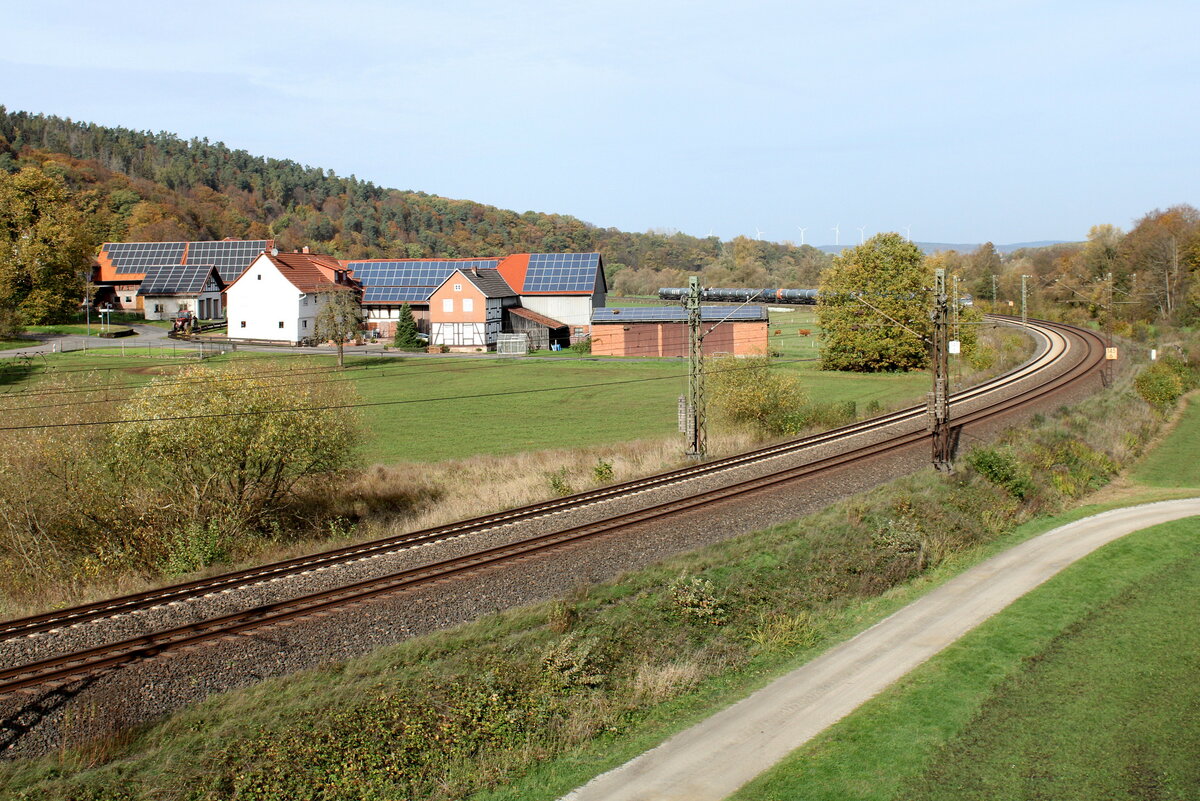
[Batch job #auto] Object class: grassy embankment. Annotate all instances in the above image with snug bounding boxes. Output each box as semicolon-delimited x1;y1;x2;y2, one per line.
731;392;1200;801
0;356;1171;800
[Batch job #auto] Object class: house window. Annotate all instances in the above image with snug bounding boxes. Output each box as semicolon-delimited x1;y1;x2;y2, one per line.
442;298;453;312
303;320;308;328
453;283;462;292
279;321;285;328
154;304;163;313
462;298;474;313
124;296;132;303
240;321;246;328
257;274;262;280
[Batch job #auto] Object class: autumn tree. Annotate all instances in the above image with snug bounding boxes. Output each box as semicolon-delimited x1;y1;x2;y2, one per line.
1117;205;1200;323
818;233;930;372
312;285;364;367
0;165;96;325
109;361;361;541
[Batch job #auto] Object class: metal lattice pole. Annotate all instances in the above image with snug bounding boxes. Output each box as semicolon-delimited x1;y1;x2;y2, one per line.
1021;274;1030;328
929;268;951;470
686;275;706;459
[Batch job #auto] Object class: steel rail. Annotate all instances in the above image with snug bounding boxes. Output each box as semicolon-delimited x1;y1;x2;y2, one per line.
0;317;1060;641
0;320;1105;698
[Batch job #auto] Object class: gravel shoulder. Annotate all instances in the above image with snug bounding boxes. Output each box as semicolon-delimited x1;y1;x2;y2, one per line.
559;498;1200;801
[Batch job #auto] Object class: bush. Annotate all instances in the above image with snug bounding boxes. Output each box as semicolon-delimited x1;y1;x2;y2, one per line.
1134;362;1185;412
966;446;1034;499
709;355;808;436
670;573;727;624
569;337;592;354
592;458;614;483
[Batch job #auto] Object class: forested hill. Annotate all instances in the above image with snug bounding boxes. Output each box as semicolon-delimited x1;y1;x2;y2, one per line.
0;107;830;295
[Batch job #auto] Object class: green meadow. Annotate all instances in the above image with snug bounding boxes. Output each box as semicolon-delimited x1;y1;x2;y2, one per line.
0;346;930;464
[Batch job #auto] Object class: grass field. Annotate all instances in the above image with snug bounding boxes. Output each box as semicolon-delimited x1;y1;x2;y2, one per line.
1131;392;1200;487
23;324;135;336
732;515;1200;801
0;347;932;464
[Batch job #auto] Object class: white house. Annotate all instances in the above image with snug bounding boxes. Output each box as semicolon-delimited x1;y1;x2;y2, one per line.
224;250;352;343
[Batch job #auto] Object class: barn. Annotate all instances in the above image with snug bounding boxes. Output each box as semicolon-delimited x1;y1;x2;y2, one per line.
590;306;769;357
92;239;273;313
349;252;606;346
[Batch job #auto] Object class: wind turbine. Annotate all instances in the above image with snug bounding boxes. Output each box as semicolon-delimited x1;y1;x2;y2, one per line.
754;226;765;241
857;225;866;244
832;224;840;246
797;226;807;245
904;225;912;242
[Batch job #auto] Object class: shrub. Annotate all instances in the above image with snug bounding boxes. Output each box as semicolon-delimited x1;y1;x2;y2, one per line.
569;337;592;355
592;458;614;483
1134;362;1185;412
546;468;572;496
669;574;726;624
966;446;1034;499
709;355;809;436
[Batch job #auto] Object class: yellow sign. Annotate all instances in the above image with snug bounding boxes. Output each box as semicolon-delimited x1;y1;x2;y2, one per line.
1105;347;1118;360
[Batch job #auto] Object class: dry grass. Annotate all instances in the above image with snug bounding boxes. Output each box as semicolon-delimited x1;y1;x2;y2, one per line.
0;430;759;622
632;660;706;703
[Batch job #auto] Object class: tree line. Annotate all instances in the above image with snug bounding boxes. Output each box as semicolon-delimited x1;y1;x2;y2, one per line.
1;107;1195;333
0;107;825;296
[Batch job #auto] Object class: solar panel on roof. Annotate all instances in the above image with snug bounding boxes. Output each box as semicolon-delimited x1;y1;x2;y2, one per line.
101;240;269;278
348;259;501;290
523;252;600;293
138;264;215;296
362;285;433;303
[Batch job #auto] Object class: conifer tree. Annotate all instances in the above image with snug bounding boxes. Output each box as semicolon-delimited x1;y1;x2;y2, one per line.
392;303;424;350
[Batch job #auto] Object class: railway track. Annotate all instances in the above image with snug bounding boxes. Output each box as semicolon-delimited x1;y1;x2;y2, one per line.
0;317;1105;702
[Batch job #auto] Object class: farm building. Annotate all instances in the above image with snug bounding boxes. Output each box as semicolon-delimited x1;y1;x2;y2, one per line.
138;264;225;321
590;306;769;357
427;267;518;350
224;250;354;343
92;239;273;313
348;252;606;346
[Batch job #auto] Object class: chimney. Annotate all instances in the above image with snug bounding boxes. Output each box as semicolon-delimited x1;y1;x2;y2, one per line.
472;265;479;277
302;246;310;254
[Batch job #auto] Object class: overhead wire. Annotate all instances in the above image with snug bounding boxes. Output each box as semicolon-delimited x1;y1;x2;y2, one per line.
0;355;818;432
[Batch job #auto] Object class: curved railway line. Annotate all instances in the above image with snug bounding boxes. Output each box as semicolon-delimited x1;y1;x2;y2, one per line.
0;317;1105;711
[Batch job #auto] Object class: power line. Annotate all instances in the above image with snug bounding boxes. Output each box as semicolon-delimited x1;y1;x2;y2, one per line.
0;357;815;432
0;327;822;403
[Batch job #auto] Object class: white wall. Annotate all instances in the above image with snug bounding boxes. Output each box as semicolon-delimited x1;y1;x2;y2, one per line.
226;254;303;342
519;295;593;328
142;285;224;321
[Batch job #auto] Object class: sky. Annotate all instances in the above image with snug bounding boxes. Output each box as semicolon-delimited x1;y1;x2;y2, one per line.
3;0;1197;247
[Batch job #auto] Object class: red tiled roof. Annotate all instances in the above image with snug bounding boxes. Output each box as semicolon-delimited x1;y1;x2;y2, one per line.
224;251;351;295
265;251;348;293
496;254;531;296
508;306;568;329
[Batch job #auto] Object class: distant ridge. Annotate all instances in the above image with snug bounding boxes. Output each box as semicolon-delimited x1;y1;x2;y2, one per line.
812;240;1072;255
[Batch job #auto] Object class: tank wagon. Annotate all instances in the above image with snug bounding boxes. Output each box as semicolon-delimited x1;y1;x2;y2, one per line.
658;287;819;304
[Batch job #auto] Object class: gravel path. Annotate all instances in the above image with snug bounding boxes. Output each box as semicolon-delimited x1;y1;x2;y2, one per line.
560;499;1200;801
